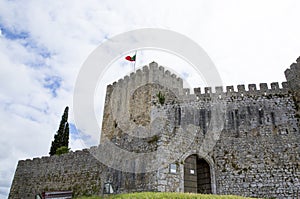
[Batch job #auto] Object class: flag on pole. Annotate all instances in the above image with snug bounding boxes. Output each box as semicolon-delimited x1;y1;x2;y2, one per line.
125;54;136;62
125;52;137;72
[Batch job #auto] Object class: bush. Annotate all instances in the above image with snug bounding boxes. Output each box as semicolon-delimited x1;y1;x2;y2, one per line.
56;146;70;155
157;91;165;105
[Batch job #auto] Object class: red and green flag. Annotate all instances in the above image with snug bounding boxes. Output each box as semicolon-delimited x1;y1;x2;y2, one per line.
125;54;136;62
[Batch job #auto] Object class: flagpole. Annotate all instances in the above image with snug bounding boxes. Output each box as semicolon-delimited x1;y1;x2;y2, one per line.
133;50;137;72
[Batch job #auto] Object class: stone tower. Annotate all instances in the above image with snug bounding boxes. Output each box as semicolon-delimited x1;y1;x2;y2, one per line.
285;57;300;118
100;62;183;143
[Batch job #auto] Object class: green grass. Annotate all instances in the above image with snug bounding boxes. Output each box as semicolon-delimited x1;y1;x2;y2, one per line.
76;192;256;199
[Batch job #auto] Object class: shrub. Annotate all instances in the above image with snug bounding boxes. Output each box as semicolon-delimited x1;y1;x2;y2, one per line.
157;91;165;105
56;146;70;155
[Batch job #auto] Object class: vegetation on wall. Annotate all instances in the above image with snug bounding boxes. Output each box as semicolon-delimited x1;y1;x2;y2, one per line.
156;91;165;105
147;135;159;144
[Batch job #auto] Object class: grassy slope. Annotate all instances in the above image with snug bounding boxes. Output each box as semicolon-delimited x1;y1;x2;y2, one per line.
76;192;257;199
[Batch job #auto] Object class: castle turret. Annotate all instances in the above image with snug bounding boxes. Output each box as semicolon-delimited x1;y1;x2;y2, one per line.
285;56;300;114
100;62;184;143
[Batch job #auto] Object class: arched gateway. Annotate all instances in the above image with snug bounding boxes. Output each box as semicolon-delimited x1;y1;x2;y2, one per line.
184;154;212;194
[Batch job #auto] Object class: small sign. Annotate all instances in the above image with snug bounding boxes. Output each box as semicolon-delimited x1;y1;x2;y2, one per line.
103;182;114;194
190;169;195;174
169;164;177;174
38;191;72;199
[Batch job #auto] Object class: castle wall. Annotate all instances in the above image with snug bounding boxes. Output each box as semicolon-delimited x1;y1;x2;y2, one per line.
9;148;157;199
211;94;300;198
9;149;105;198
99;61;300;198
100;62;183;142
153;91;300;198
213;121;300;198
10;59;300;199
285;57;300;120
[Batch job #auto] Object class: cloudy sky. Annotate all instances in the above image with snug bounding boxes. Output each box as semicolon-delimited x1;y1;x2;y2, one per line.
1;0;300;198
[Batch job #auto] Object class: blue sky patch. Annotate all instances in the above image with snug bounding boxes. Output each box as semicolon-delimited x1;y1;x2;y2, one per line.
69;123;97;146
22;40;52;59
0;24;29;40
0;23;52;68
182;72;189;79
69;123;79;138
43;76;62;97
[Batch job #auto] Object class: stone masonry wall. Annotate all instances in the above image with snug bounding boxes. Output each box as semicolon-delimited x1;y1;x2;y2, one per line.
99;61;300;198
285;57;300;121
153;88;300;198
211;94;300;198
9;149;105;198
9;58;300;199
9;148;157;199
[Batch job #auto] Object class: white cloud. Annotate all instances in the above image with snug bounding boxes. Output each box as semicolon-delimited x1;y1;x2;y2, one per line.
1;0;300;198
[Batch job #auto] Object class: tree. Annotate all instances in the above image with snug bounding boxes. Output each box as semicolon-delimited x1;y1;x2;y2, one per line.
49;106;70;156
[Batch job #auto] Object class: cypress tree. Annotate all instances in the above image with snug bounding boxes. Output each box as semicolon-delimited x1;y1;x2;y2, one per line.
62;122;69;147
49;106;70;156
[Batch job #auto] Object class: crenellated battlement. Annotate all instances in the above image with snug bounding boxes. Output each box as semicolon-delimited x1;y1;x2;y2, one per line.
284;56;300;81
18;147;96;164
107;62;290;102
178;82;289;102
285;56;300;113
108;61;184;96
186;82;288;97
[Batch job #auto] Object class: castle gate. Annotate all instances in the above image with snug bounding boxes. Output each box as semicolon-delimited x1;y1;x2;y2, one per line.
184;154;212;194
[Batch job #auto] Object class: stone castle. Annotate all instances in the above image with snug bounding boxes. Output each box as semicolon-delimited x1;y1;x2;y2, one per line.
9;57;300;198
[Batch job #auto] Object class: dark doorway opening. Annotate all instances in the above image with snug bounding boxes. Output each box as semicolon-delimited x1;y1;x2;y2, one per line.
184;154;212;194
